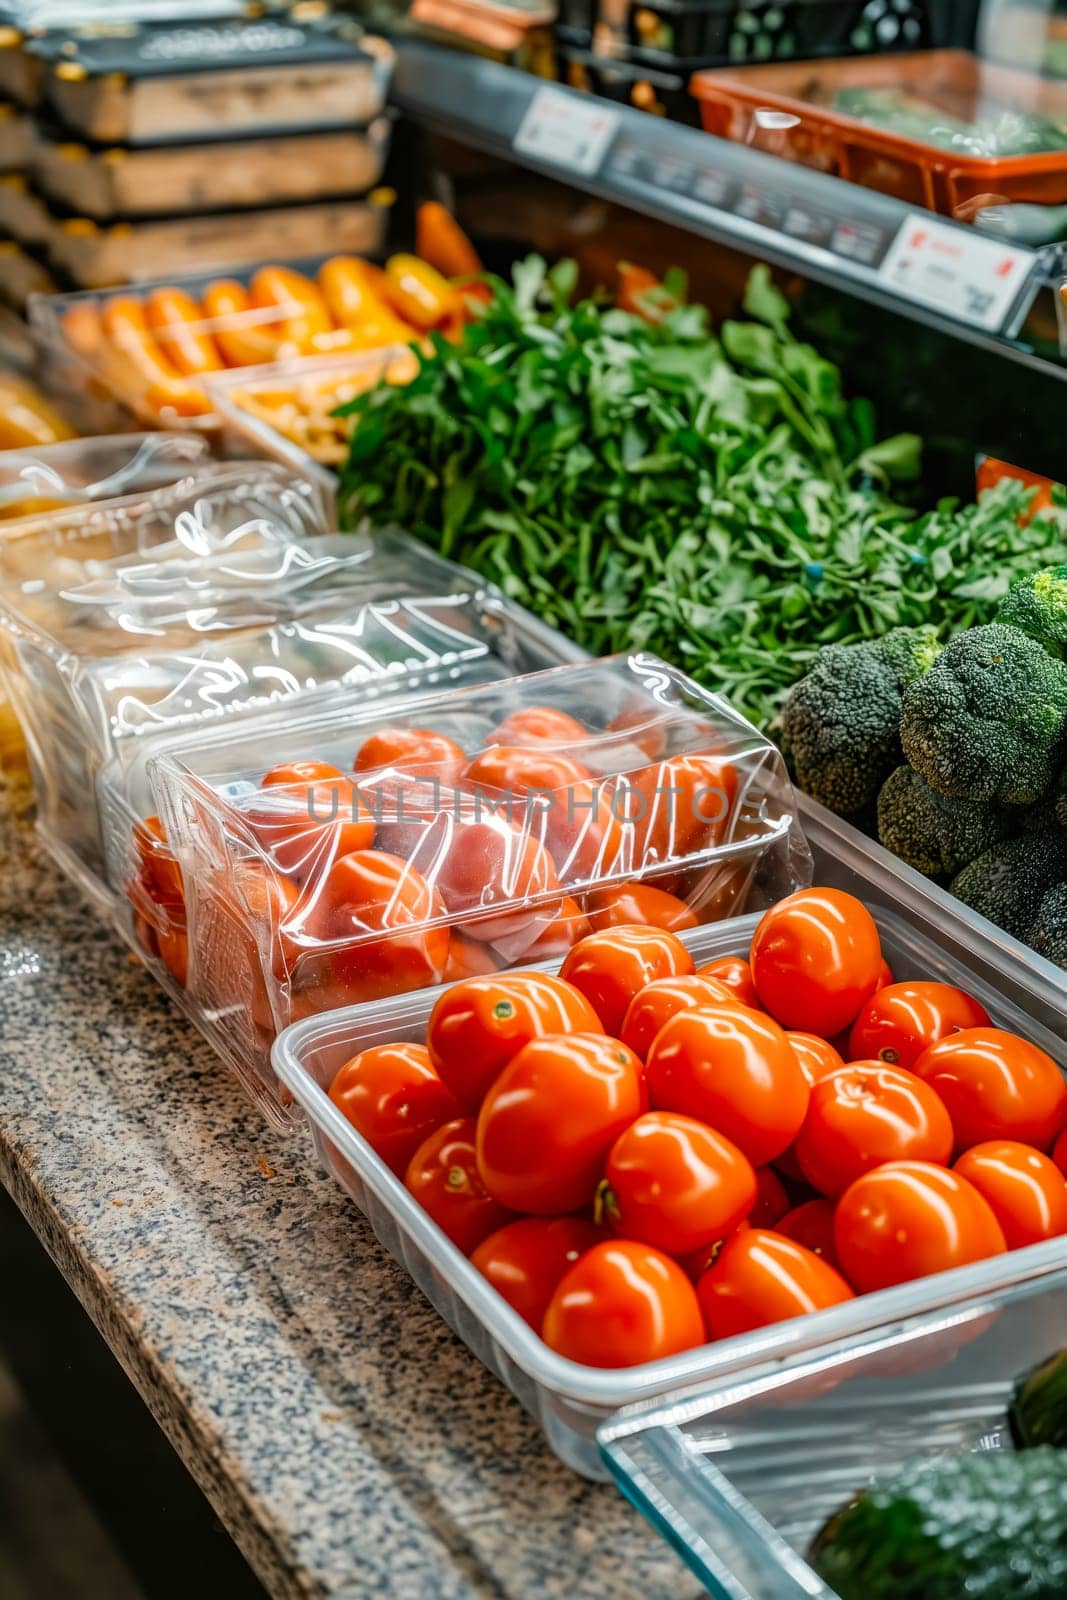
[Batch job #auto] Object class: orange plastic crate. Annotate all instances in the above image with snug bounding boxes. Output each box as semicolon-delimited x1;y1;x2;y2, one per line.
691;50;1067;216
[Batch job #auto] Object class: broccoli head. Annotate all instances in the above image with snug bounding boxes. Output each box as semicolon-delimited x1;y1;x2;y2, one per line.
780;626;941;816
1027;883;1067;969
950;831;1067;940
877;764;1007;878
900;623;1067;806
997;564;1067;653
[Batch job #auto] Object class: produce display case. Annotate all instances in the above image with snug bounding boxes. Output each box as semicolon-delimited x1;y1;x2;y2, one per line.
274;901;1067;1477
600;1264;1067;1596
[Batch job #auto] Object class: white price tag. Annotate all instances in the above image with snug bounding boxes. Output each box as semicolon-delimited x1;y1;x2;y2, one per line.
878;213;1033;332
514;87;620;177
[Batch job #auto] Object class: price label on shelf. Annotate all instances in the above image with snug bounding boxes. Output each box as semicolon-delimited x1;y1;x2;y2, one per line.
877;213;1034;332
514;87;620;178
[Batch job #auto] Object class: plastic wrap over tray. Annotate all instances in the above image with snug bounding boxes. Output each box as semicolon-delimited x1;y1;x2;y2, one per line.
149;653;812;1121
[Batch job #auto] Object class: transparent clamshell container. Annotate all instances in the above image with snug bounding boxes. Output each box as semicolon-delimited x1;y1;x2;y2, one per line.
599;1265;1067;1599
273;902;1067;1478
0;461;329;882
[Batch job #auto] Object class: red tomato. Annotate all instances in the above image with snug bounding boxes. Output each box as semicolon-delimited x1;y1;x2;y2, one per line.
677;1223;749;1282
487;706;587;748
313;849;450;1000
794;1063;954;1198
876;959;894;990
246;777;376;880
442;933;500;982
750;1165;791;1227
602;1112;756;1254
405;1118;514;1254
912;1027;1067;1153
427;971;602;1109
476;1033;646;1213
624;752;739;862
353;726;467;785
697;1228;853;1338
1055;1128;1067;1177
585;882;698;934
605;704;666;760
542;1240;705;1367
560;924;694;1036
541;778;627;879
619;973;741;1060
849;981;991;1069
646;1004;810;1166
695;955;759;1009
157;921;189;988
834;1160;1007;1292
226;859;302;981
262;758;344;787
751;889;883;1036
426;817;561;945
463;744;591;797
954;1140;1067;1248
519;896;590;961
132;814;184;908
788;1032;846;1085
776;1198;839;1265
329;1042;459;1174
470;1216;602;1328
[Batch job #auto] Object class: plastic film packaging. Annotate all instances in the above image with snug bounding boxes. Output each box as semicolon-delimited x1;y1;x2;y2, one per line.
148;653;811;1120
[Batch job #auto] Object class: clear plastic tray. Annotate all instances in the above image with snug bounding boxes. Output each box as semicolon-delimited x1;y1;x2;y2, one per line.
0;462;329;885
599;1265;1067;1598
0;431;211;520
206;345;419;477
154;653;808;1120
274;903;1067;1478
30;251;429;430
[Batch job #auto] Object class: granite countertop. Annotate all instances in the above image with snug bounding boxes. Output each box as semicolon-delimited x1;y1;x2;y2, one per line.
0;784;699;1600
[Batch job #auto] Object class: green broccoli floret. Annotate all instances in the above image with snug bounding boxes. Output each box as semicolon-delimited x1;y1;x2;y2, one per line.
1027;883;1067;969
998;564;1067;653
877;764;1007;878
951;831;1067;939
780;626;941;816
900;623;1067;806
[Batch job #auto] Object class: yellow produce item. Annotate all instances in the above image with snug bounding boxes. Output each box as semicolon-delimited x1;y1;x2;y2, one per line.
0;374;77;450
249;265;333;353
146;287;224;377
383;253;457;330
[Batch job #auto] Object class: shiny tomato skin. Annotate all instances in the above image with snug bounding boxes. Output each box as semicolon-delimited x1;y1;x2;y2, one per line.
849;981;991;1069
776;1198;839;1265
834;1160;1007;1293
697;1228;853;1339
247;777;376;881
788;1032;846;1086
428;818;561;945
353;726;467;784
442;933;500;982
329;1042;460;1175
678;1223;749;1282
586;882;698;935
603;1112;757;1254
487;706;587;748
157;921;189;988
405;1118;515;1254
542;1241;706;1367
226;859;303;982
314;849;450;1000
794;1063;954;1198
519;896;590;960
262;758;344;787
537;778;627;881
560;924;695;1036
751;889;883;1036
876;959;894;990
463;744;591;797
476;1033;646;1213
696;956;759;1010
132;813;184;908
625;752;739;863
750;1165;791;1227
427;971;602;1109
619;973;741;1060
912;1027;1067;1153
1055;1127;1067;1177
646;1003;810;1166
470;1216;602;1328
954;1140;1067;1248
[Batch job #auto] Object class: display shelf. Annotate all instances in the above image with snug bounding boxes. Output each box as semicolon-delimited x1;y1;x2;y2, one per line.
391;39;1065;378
